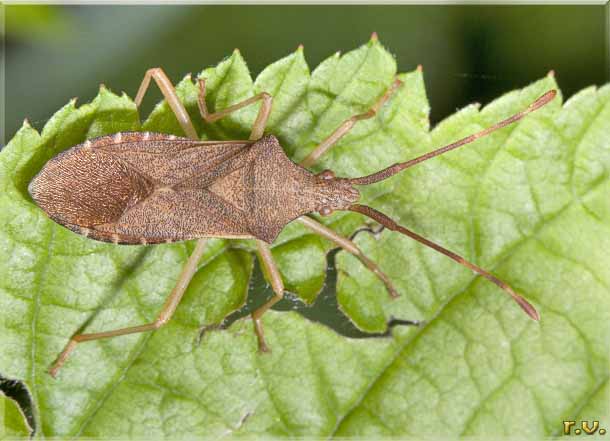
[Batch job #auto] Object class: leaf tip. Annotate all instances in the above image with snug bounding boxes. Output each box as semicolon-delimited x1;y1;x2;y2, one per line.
230;47;246;65
297;43;304;52
547;69;555;78
370;31;379;42
417;64;423;72
22;118;31;128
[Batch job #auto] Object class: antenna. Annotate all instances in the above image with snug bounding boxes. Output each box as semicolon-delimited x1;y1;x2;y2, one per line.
349;90;556;186
348;204;540;320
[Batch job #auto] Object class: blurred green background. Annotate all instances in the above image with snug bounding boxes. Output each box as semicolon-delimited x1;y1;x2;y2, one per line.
4;4;609;145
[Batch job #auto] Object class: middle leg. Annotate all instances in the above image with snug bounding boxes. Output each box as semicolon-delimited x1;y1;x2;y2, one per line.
197;78;284;351
252;241;285;352
197;78;272;141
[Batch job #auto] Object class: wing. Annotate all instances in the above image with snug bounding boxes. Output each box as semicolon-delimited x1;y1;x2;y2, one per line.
84;187;253;244
90;131;251;187
29;132;255;244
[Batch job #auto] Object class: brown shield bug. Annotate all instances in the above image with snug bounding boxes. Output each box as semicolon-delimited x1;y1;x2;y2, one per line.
28;65;555;377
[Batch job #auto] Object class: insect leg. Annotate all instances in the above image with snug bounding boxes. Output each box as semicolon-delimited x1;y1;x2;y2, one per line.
252;241;284;352
135;69;220;340
297;216;398;298
134;67;198;139
300;78;403;168
197;78;273;141
48;239;208;378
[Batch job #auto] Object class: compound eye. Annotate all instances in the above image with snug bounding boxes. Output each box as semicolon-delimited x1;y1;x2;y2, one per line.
318;170;335;180
319;206;333;216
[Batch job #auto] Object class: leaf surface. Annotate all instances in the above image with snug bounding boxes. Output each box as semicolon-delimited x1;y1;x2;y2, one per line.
1;393;31;439
1;39;608;438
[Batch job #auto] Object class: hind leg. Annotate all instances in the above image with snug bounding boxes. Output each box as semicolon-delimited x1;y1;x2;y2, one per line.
49;239;208;377
138;70;281;353
50;69;207;376
135;67;198;139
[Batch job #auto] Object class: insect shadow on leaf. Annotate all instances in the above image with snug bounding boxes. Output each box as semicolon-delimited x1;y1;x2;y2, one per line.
197;244;421;344
0;376;36;436
27;61;555;377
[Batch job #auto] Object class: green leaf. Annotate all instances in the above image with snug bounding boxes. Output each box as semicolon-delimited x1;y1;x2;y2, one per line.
333;83;610;436
1;393;31;439
1;38;609;439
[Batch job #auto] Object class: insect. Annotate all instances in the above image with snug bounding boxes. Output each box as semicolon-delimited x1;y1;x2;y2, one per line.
28;66;556;377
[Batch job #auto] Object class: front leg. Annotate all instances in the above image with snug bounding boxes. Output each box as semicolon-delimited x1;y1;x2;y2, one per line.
297;216;398;298
300;78;403;167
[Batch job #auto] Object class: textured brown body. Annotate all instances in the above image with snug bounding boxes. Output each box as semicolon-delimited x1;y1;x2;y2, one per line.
29;132;359;244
